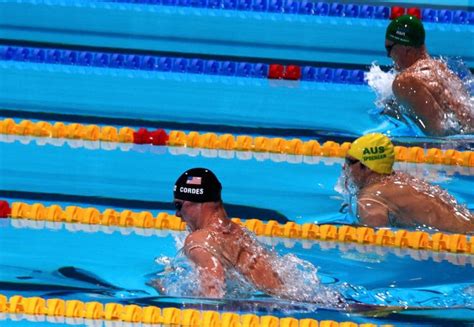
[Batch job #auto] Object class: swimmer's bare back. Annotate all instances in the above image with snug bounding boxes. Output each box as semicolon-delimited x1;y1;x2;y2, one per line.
358;172;474;233
184;221;283;296
393;59;473;136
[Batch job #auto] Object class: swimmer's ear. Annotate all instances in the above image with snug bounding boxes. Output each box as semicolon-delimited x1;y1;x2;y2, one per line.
339;203;349;214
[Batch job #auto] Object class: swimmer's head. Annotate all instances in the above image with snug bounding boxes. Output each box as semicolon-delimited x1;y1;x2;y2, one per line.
386;15;425;48
347;133;395;175
174;168;222;203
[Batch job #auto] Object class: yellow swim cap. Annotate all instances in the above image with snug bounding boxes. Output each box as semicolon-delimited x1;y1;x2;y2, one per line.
347;133;395;174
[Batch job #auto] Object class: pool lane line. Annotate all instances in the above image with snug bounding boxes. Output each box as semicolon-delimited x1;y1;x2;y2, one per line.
2;133;473;178
1;44;367;84
0;107;359;142
98;1;474;26
2;201;473;255
0;189;289;223
8;217;474;268
0;38;376;72
0;294;378;327
1;118;474;167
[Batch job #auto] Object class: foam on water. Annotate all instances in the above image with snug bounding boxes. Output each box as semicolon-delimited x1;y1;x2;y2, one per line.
333;165;360;223
151;231;345;308
365;63;396;109
436;57;474;134
270;253;345;307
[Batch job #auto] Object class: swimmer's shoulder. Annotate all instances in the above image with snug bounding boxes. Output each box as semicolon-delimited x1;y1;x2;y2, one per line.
359;182;390;198
357;184;389;211
411;58;442;72
184;229;217;250
358;179;407;206
393;70;423;97
396;58;438;81
403;58;453;82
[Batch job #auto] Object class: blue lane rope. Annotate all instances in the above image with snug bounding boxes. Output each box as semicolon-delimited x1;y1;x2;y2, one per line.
0;45;367;84
101;0;474;25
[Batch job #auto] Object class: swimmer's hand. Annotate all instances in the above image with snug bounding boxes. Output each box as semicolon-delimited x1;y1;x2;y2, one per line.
380;98;411;126
148;279;166;295
381;98;401;118
347;303;404;317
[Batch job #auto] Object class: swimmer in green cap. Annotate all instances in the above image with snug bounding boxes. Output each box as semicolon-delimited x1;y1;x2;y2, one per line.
341;133;473;233
385;15;473;136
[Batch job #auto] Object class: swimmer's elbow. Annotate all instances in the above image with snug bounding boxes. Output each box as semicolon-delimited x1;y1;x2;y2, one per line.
201;283;225;298
358;201;389;227
359;213;389;227
198;267;226;298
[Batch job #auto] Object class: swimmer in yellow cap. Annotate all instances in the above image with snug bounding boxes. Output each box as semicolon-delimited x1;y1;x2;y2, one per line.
385;15;473;136
342;133;473;233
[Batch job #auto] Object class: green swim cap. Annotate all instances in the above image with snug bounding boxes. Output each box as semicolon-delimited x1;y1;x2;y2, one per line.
386;14;425;47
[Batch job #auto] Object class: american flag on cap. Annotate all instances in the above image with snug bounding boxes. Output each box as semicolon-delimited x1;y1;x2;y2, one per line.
186;176;202;185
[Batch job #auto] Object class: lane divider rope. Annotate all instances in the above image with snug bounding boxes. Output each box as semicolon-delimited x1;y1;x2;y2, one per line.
2;201;473;255
2;133;472;177
9;218;474;267
0;293;384;327
1;118;473;167
101;0;473;25
0;45;366;84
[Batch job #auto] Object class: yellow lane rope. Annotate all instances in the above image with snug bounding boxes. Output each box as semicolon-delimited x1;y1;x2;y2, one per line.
0;293;392;327
10;218;474;267
3;133;472;177
1;118;473;166
8;201;474;255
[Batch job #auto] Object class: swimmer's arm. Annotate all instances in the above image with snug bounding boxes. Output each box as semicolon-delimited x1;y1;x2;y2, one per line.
357;198;389;227
149;279;166;294
186;245;225;298
393;75;445;136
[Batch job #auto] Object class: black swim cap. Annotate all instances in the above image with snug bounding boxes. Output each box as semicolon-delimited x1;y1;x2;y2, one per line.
174;168;222;203
386;14;425;47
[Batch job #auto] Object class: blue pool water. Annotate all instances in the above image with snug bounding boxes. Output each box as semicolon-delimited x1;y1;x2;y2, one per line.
2;60;474;140
1;136;474;325
1;1;473;66
1;135;473;223
1;0;474;326
1;214;474;325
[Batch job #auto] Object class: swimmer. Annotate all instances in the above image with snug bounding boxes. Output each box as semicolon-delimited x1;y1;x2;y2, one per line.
385;15;473;136
166;167;284;298
341;133;474;233
154;168;345;308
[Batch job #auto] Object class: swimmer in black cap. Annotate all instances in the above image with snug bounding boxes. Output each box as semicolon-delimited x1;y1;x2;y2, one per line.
171;167;283;298
385;15;473;136
157;169;404;313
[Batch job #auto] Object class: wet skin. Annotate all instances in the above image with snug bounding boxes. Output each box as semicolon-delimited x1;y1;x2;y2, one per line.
344;158;474;233
385;40;473;136
173;199;283;298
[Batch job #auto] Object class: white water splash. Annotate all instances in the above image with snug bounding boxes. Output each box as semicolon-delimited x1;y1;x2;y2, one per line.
436;57;474;134
334;167;360;222
151;233;345;307
364;63;396;109
465;285;474;296
271;253;345;307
